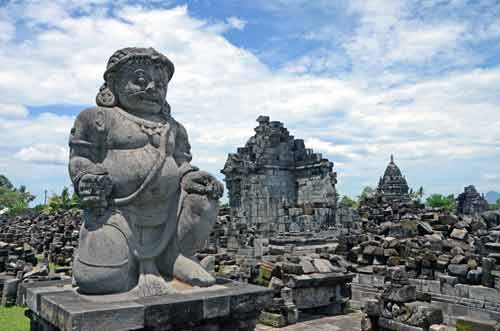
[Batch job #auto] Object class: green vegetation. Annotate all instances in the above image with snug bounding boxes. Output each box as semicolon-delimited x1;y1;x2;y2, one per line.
488;199;500;211
358;186;374;202
339;195;358;208
41;187;82;215
219;201;229;209
0;175;35;217
426;193;456;212
0;306;29;331
410;186;425;203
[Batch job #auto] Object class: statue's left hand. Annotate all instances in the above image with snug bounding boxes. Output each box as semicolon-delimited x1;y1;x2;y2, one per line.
181;171;224;200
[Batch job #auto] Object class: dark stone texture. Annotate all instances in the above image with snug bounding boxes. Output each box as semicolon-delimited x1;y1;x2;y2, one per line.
221;116;337;236
26;279;272;331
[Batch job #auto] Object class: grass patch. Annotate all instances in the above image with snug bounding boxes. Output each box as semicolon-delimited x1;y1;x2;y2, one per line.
0;306;29;331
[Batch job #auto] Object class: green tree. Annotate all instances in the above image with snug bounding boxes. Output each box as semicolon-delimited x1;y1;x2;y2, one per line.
410;186;425;202
0;175;13;189
339;195;358;208
426;194;456;212
358;186;374;202
0;176;34;216
489;199;500;211
42;187;82;214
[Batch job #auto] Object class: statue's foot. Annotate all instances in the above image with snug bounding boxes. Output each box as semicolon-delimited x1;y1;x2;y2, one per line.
173;254;216;287
131;259;176;297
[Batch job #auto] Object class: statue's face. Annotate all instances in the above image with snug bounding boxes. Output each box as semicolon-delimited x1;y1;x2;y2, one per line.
114;61;168;115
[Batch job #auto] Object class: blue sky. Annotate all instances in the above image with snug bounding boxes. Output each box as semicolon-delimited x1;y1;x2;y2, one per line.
0;0;499;204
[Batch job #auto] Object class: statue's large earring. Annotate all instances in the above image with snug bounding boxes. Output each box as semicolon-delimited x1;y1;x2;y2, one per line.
162;100;171;117
96;83;117;107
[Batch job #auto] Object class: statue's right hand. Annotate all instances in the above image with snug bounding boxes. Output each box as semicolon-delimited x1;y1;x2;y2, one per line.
78;174;113;209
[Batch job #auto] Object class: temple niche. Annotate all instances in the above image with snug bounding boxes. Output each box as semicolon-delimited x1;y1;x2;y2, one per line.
221;115;337;237
376;155;410;202
457;185;489;216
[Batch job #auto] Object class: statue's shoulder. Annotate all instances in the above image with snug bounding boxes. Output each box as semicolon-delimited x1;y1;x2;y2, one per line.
77;106;115;118
74;106;116;126
170;117;188;136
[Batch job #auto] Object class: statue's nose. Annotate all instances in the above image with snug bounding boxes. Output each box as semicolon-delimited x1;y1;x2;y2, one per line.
145;81;155;92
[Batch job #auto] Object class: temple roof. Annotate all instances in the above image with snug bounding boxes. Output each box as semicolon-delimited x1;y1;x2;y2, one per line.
382;154;404;179
377;155;410;200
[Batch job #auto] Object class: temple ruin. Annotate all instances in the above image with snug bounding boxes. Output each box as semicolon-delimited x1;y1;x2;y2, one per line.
221;115;337;237
377;155;410;202
457;185;489;216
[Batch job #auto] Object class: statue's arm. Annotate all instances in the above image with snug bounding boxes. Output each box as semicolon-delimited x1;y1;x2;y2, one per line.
173;121;195;175
68;108;112;206
174;121;223;201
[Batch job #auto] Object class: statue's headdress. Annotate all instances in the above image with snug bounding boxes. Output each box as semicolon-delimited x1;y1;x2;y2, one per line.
96;47;175;113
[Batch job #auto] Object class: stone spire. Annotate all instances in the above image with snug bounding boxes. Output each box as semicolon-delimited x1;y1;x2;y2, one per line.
377;155;410;201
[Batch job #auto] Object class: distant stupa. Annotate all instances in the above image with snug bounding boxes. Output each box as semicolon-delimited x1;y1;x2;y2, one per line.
377;155;410;201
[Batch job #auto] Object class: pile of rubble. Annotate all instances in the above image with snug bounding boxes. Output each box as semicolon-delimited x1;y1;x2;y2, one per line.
257;245;354;327
0;209;81;278
362;268;444;331
350;208;500;285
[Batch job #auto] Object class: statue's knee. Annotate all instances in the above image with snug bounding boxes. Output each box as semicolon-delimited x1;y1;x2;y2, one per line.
183;193;218;216
74;223;135;294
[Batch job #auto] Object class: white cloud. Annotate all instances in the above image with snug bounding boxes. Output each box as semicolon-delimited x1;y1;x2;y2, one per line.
15;144;68;165
0;104;29;118
304;138;360;159
0;1;498;199
226;16;247;30
0;113;74;148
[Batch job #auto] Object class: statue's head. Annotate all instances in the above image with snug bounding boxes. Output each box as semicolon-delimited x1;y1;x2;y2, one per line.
96;47;175;117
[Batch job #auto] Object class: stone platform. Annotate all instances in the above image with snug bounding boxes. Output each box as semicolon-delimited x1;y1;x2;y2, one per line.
26;278;272;331
256;311;363;331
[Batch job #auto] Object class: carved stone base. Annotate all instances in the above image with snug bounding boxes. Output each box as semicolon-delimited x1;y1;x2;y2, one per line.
25;278;272;331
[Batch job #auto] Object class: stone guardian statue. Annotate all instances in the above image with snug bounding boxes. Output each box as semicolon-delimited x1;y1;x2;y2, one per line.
68;47;223;297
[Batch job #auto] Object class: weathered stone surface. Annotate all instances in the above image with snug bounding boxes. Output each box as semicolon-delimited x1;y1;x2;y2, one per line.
378;317;424;331
221;116;337;236
312;259;334;273
456;317;500;331
68;47;223;296
381;285;417;303
457;185;488;216
448;264;468;278
27;280;272;331
450;228;468;240
298;258;317;274
259;311;287;327
376;155;410;202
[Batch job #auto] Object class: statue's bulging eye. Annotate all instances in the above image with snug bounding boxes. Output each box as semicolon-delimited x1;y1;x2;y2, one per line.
137;77;146;85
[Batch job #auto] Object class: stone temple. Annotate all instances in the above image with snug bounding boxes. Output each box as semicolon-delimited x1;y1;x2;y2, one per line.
221;115;337;237
376;154;410;201
457;185;489;216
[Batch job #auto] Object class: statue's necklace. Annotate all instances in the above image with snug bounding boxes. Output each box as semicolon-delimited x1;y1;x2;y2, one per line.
114;107;169;148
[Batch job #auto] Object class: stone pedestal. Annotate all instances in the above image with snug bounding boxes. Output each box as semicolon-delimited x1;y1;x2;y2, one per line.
26;278;272;331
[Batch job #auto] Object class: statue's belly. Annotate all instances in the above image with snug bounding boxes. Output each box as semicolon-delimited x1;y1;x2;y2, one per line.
103;146;181;205
103;146;159;198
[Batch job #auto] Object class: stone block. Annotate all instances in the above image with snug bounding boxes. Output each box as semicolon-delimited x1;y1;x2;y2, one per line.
298;258;316;274
26;279;272;331
312;259;334;273
364;298;380;317
378;317;424;331
281;263;303;275
450;229;468;240
382;285;416;303
259;311;286;328
456;317;500;331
